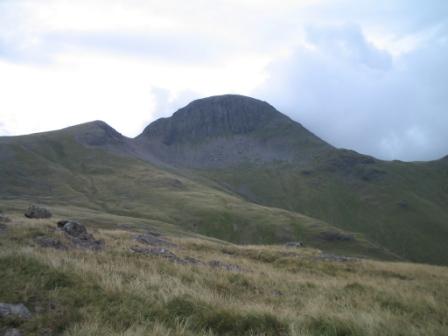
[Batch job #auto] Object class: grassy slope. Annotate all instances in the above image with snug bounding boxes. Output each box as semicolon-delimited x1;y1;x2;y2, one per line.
0;129;391;259
0;214;447;335
198;154;448;265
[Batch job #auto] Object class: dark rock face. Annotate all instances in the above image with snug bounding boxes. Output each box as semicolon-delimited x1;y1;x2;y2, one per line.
0;303;32;319
141;95;290;144
24;205;52;219
136;95;331;168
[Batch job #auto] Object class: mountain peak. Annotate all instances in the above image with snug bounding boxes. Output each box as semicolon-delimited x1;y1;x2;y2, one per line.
140;94;292;144
65;120;126;147
135;94;331;168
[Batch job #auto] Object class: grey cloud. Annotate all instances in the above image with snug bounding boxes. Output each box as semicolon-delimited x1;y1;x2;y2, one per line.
257;23;448;161
305;24;392;70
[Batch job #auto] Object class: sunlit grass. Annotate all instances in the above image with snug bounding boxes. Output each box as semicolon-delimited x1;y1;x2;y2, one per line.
1;216;447;335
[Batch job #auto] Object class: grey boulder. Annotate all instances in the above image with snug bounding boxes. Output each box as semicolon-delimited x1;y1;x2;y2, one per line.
0;303;32;319
24;205;52;219
57;220;87;237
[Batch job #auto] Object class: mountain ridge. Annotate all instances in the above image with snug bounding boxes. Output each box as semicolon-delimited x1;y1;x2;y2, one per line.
1;94;448;264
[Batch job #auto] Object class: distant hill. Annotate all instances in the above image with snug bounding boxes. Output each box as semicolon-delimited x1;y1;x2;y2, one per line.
1;94;447;264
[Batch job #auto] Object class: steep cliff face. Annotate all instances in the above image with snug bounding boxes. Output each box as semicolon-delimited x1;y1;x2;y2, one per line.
140;95;291;143
136;95;332;167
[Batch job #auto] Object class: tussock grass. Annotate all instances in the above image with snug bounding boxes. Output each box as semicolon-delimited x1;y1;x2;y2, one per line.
1;217;447;335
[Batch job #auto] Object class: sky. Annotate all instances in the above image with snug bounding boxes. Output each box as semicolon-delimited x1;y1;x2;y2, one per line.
0;0;447;161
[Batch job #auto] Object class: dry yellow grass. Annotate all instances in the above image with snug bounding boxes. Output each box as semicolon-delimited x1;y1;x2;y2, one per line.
1;216;448;335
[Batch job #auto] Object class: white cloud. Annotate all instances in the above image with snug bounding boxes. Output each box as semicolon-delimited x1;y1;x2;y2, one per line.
0;0;447;160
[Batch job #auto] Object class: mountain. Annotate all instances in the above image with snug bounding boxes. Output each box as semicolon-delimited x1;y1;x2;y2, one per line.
1;94;447;264
134;95;448;265
0;119;390;259
135;94;331;167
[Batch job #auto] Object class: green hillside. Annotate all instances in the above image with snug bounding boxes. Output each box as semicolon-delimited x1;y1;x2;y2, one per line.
0;123;389;259
198;153;448;265
1;95;447;265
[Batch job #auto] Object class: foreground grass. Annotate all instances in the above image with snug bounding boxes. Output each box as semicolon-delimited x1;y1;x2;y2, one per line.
1;215;447;335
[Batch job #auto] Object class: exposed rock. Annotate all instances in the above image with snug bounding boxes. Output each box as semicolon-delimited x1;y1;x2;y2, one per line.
24;205;52;219
130;246;184;263
136;94;330;168
134;233;177;247
318;231;355;242
130;246;242;271
34;236;66;250
130;247;205;266
0;223;6;233
57;220;104;250
57;220;87;237
0;303;32;319
4;329;22;336
285;242;304;248
208;260;243;272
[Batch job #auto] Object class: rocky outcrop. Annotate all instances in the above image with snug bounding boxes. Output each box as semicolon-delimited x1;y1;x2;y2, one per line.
129;246;243;271
57;220;104;250
57;220;87;237
130;246;185;264
0;303;31;319
140;95;291;144
24;205;52;219
135;94;331;168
